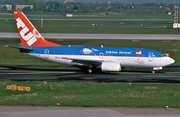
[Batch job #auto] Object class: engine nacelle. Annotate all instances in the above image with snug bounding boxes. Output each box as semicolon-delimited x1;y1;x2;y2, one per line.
101;62;121;72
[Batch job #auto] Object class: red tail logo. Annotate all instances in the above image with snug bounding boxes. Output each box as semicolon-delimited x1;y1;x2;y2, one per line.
14;11;61;47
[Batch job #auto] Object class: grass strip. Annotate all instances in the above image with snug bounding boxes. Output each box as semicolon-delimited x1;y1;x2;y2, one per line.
0;20;179;34
0;81;179;108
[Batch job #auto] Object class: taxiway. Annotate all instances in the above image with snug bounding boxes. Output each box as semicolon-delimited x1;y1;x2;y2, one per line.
0;106;179;117
0;33;179;40
0;65;179;83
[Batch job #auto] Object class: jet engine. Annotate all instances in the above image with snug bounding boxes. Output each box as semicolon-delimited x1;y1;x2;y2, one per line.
101;62;121;72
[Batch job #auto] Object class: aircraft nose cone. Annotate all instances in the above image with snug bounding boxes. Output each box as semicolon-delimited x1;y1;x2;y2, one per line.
168;57;175;65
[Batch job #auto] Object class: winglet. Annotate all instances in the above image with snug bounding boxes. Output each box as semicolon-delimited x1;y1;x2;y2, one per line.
14;11;62;47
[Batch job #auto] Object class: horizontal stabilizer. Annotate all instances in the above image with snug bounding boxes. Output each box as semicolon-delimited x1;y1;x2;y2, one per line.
6;45;34;51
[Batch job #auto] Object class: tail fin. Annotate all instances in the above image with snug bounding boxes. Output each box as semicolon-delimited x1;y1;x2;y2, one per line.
14;11;61;47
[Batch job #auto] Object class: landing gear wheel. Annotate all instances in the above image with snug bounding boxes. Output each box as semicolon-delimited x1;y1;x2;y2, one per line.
151;70;155;74
88;69;92;73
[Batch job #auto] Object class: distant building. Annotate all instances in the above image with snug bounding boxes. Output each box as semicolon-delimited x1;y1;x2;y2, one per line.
16;5;33;10
0;4;12;10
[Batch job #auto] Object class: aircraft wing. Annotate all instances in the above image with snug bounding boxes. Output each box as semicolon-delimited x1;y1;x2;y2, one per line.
62;57;103;66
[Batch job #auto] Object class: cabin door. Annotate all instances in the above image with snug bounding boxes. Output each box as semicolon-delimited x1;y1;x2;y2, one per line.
44;49;49;59
148;52;153;62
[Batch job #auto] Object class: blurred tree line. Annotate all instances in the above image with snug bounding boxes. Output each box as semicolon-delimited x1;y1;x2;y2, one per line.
0;0;177;14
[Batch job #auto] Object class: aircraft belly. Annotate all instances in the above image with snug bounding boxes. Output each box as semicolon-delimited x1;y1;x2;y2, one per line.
27;53;73;64
28;53;167;68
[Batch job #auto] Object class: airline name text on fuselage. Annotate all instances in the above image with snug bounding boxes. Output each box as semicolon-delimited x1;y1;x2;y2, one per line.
106;51;132;54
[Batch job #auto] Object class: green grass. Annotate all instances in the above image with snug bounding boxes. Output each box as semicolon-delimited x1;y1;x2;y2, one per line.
0;19;179;34
0;38;179;66
0;81;179;108
0;12;175;19
0;12;179;34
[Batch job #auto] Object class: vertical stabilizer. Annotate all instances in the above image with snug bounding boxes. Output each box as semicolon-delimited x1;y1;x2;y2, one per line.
14;11;61;47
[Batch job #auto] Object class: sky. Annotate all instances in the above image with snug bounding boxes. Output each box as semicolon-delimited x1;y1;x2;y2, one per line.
59;0;179;4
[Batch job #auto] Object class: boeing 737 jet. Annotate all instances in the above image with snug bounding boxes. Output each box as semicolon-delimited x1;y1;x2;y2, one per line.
13;11;175;73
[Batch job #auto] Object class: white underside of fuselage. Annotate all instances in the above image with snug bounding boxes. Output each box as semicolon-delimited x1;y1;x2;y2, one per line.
27;53;172;68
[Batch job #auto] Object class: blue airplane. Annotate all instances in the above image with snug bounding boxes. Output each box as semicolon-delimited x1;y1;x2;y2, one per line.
13;11;175;73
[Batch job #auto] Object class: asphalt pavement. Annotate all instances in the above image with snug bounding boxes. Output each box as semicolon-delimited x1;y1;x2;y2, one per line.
0;33;179;40
0;65;179;83
0;106;179;117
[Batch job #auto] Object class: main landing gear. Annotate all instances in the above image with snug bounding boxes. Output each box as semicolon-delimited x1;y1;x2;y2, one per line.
88;69;92;73
88;65;99;73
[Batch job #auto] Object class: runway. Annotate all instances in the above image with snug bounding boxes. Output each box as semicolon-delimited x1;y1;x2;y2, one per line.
0;65;179;83
0;33;179;40
0;106;179;117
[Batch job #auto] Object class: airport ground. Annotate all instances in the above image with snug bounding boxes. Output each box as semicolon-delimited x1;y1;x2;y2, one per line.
0;65;179;83
0;19;179;34
0;106;179;117
0;33;180;40
0;13;175;19
0;65;179;107
0;12;179;35
0;13;179;116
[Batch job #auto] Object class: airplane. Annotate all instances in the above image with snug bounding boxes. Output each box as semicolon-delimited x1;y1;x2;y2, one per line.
13;11;175;73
